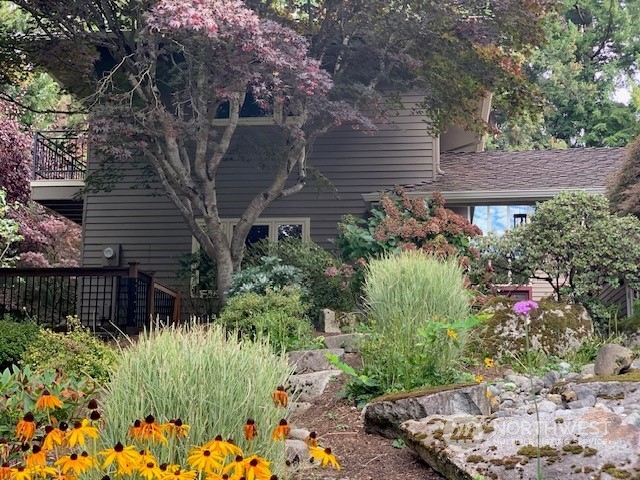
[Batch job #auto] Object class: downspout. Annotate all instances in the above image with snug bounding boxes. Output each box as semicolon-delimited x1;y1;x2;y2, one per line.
434;135;444;175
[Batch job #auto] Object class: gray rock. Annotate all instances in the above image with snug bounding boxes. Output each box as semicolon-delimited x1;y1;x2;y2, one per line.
572;385;596;401
401;405;640;480
363;383;490;439
504;374;530;390
542;370;561;389
318;308;341;333
288;348;345;374
288;428;311;441
581;363;595;376
289;401;312;418
322;333;368;353
558;361;572;374
546;393;563;405
568;394;596;409
594;344;634;376
287;370;342;402
537;399;560;412
624;412;640;428
565;372;582;382
285;439;311;469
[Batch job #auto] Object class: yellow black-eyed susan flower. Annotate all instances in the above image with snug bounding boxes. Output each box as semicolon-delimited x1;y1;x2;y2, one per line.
26;465;56;478
221;456;244;478
11;466;32;480
15;413;36;442
65;420;99;448
55;453;91;475
309;447;340;470
304;431;318;448
161;419;190;439
244;419;257;442
79;451;98;469
140;416;167;445
271;420;290;441
186;446;223;474
42;425;66;450
202;436;242;458
271;387;288;408
128;420;143;441
137;460;163;480
243;455;271;480
0;463;13;480
99;442;141;476
161;468;197;480
484;357;494;368
35;390;64;412
25;446;48;468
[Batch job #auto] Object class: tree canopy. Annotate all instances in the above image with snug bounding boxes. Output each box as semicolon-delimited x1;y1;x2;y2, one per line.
7;0;555;300
490;0;640;149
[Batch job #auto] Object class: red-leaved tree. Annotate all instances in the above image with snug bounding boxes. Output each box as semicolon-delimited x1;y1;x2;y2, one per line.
11;0;553;300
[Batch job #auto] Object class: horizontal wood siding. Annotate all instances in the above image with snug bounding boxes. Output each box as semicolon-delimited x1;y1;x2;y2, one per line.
81;94;435;288
599;284;629;318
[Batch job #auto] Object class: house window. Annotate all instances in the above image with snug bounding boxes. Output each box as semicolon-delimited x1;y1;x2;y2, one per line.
193;217;310;252
471;205;535;235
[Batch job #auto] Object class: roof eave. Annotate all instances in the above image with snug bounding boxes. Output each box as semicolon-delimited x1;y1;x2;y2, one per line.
362;187;608;204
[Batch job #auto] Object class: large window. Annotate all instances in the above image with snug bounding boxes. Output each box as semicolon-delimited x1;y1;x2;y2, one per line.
471;205;535;235
193;217;310;252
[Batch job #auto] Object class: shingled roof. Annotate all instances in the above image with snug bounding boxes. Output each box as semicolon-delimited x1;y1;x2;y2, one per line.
409;147;627;193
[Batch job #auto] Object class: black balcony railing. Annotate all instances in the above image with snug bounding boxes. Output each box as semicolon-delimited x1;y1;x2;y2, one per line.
0;263;181;335
33;130;87;180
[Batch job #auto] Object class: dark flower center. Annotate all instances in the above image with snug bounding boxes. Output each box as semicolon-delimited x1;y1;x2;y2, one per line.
115;442;124;452
203;450;211;457
88;399;98;410
23;413;34;422
90;411;101;421
145;415;155;424
249;459;258;467
70;454;78;460
147;463;155;468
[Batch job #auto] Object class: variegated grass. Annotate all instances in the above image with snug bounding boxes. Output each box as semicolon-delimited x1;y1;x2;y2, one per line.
362;250;472;391
99;322;292;475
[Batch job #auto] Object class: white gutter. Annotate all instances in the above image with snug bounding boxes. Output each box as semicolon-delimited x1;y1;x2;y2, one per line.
362;187;607;204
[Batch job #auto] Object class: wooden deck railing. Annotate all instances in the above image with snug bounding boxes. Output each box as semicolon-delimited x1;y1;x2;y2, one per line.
0;263;181;334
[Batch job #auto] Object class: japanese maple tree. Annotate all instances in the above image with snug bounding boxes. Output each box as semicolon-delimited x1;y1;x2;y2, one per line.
9;0;554;300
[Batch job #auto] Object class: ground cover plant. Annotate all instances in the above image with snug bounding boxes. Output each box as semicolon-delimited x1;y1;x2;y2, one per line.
100;323;294;476
218;287;318;354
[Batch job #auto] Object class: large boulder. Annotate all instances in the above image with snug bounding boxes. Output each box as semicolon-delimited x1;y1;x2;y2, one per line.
402;405;640;480
594;344;634;376
363;383;490;439
476;297;593;358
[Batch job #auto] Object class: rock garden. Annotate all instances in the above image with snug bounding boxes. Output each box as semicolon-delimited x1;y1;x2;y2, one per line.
4;190;640;480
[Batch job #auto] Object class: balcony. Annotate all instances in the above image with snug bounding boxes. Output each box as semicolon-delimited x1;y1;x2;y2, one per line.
30;130;87;224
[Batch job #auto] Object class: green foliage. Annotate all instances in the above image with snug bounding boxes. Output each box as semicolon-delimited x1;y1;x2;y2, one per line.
334;187;481;266
218;287;316;354
0;189;23;266
100;324;290;475
21;316;119;383
0;365;100;441
0;317;40;371
245;238;357;318
353;251;479;397
228;255;304;297
490;0;640;150
474;191;640;303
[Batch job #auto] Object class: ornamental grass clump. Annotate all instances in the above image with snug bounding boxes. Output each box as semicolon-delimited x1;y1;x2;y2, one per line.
361;250;476;392
100;323;292;476
0;327;341;480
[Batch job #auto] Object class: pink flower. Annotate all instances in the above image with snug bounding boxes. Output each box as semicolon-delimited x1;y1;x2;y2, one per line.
324;266;340;277
513;300;538;316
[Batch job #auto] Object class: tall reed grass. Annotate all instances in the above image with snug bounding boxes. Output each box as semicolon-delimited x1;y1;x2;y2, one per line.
362;250;472;391
100;323;291;473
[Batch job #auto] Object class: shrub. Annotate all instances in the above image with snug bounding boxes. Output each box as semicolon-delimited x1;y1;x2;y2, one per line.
100;324;291;476
245;238;357;318
228;255;304;297
21;316;119;383
359;251;476;394
218;287;316;353
0;316;41;371
333;186;481;264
